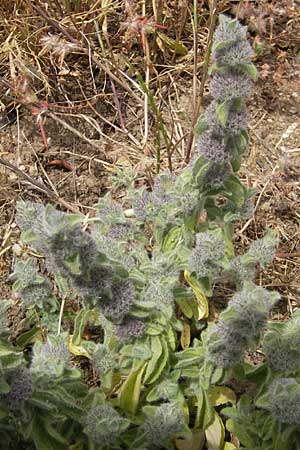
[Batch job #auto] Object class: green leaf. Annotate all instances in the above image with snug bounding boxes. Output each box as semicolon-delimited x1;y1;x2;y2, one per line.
238;62;258;81
176;297;194;319
16;326;42;347
157;32;188;55
230;148;242;172
223;176;245;208
225;418;255;448
31;415;68;450
161;226;184;252
67;213;85;225
132;342;152;360
166;326;177;352
216;101;229;127
212;40;235;54
194;116;208;136
71;308;92;346
192;156;211;188
223;443;238;450
21;230;36;243
144;336;169;384
55;273;70;297
0;380;10;394
118;361;146;414
144;336;163;383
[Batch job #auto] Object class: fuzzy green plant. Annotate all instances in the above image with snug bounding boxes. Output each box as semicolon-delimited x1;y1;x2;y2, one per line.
1;14;295;450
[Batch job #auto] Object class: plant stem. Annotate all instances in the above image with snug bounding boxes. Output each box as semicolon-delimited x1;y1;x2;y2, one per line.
184;0;218;164
57;297;66;335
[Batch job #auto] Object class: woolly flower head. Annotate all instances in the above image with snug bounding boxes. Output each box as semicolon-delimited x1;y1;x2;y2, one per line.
12;259;52;308
212;15;253;66
205;321;248;368
15;201;45;235
72;264;113;301
31;334;70;377
205;101;247;137
265;378;300;425
102;281;136;322
209;72;253;102
1;367;33;412
213;15;248;46
85;404;130;446
153;170;176;195
196;131;227;163
188;230;225;277
247;232;277;267
142;277;174;309
263;315;300;373
142;403;185;448
92;344;116;376
116;318;145;341
206;282;279;368
96;197;125;226
227;283;279;333
214;40;253;67
203;162;231;188
227;255;256;286
134;191;157;221
48;225;98;276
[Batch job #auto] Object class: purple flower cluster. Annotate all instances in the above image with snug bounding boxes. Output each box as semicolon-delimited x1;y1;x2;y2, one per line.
142;402;185;448
116;318;145;341
85;404;129;445
263;315;300;373
192;15;255;181
188;231;225;277
102;281;136;322
214;40;253;67
213;16;247;44
206;282;280;368
266;378;300;425
196;131;227;163
2;367;33;412
209;72;253;102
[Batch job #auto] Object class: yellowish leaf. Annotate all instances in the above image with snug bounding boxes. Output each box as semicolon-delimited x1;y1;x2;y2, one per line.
181;322;191;349
175;429;205;450
118;362;146;415
184;271;209;320
205;411;225;450
207;386;236;406
68;337;91;358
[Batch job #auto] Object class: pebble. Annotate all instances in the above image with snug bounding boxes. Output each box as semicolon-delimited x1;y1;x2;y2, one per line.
12;243;22;256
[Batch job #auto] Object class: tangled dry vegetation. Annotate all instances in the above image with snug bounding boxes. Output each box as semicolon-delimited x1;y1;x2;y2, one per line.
0;0;300;322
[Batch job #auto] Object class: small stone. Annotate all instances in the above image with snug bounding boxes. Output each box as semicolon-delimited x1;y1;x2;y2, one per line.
12;243;22;256
288;107;298;115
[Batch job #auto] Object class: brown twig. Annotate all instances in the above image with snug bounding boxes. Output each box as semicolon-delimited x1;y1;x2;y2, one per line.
184;0;218;164
44;110;106;154
0;156;79;213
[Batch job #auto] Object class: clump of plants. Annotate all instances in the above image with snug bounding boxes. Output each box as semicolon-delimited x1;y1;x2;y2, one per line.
1;14;296;450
